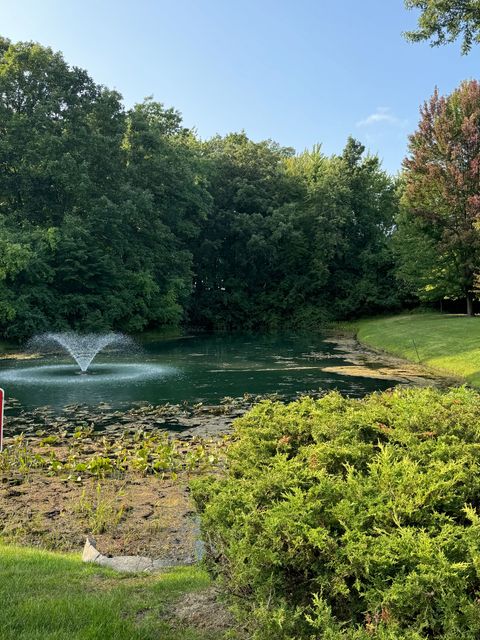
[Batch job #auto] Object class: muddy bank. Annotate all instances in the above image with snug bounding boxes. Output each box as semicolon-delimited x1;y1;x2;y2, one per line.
0;424;229;561
1;472;197;562
4;397;251;439
322;336;459;387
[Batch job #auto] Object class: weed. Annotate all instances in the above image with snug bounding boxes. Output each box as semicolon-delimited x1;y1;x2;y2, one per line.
76;482;126;534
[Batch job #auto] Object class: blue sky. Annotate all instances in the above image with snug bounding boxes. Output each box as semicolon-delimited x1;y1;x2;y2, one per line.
1;0;479;173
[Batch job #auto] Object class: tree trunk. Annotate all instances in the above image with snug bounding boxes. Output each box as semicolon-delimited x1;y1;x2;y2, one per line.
467;293;475;316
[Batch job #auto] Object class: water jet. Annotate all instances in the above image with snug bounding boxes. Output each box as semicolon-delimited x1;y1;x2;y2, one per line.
28;332;135;373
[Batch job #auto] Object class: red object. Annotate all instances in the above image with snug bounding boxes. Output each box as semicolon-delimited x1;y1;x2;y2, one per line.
0;388;3;452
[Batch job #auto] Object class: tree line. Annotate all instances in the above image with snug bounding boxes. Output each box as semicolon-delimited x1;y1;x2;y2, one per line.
0;35;479;341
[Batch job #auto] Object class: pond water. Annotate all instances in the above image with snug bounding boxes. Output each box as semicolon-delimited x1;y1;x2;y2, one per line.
0;333;397;410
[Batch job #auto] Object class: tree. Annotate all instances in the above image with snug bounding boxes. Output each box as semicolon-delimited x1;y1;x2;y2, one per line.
0;38;200;338
283;139;399;321
188;132;300;330
404;0;480;54
188;134;399;331
0;37;129;337
396;80;480;315
327;138;399;317
123;98;212;328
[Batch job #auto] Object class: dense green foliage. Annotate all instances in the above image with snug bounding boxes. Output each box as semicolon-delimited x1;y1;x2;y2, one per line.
395;80;480;315
0;37;400;340
0;38;208;339
193;387;480;639
404;0;480;54
190;136;399;330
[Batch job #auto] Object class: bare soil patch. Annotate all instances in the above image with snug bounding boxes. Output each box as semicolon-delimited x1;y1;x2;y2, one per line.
0;471;198;561
168;586;235;634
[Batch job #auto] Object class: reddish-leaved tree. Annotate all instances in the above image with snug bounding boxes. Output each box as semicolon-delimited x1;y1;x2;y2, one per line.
400;80;480;315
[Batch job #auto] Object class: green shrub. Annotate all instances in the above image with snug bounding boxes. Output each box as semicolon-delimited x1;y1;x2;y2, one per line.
192;387;480;639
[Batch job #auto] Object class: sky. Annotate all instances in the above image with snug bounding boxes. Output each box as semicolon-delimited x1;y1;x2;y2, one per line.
0;0;479;174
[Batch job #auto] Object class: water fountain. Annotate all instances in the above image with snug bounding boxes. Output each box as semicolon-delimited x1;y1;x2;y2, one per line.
0;331;179;409
28;332;135;373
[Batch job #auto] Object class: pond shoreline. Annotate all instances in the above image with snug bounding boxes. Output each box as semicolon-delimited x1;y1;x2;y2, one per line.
353;313;480;387
2;331;454;435
323;334;460;388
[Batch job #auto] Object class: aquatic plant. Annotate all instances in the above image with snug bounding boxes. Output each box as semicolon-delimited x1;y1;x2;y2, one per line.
0;430;230;481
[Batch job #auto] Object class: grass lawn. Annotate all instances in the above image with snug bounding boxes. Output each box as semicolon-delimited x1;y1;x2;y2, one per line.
355;312;480;386
0;543;224;640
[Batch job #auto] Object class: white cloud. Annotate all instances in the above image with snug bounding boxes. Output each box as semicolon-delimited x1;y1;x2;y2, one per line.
356;107;407;128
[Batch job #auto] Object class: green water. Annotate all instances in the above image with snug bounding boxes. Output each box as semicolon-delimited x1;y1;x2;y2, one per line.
0;333;396;410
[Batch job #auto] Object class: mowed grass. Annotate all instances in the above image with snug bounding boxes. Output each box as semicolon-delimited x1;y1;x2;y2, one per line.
356;312;480;386
0;543;222;640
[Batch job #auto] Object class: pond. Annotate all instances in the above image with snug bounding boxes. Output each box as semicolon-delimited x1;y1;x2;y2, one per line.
0;333;398;411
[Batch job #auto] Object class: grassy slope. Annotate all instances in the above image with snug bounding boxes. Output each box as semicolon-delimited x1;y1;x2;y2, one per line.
0;544;221;640
356;312;480;386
